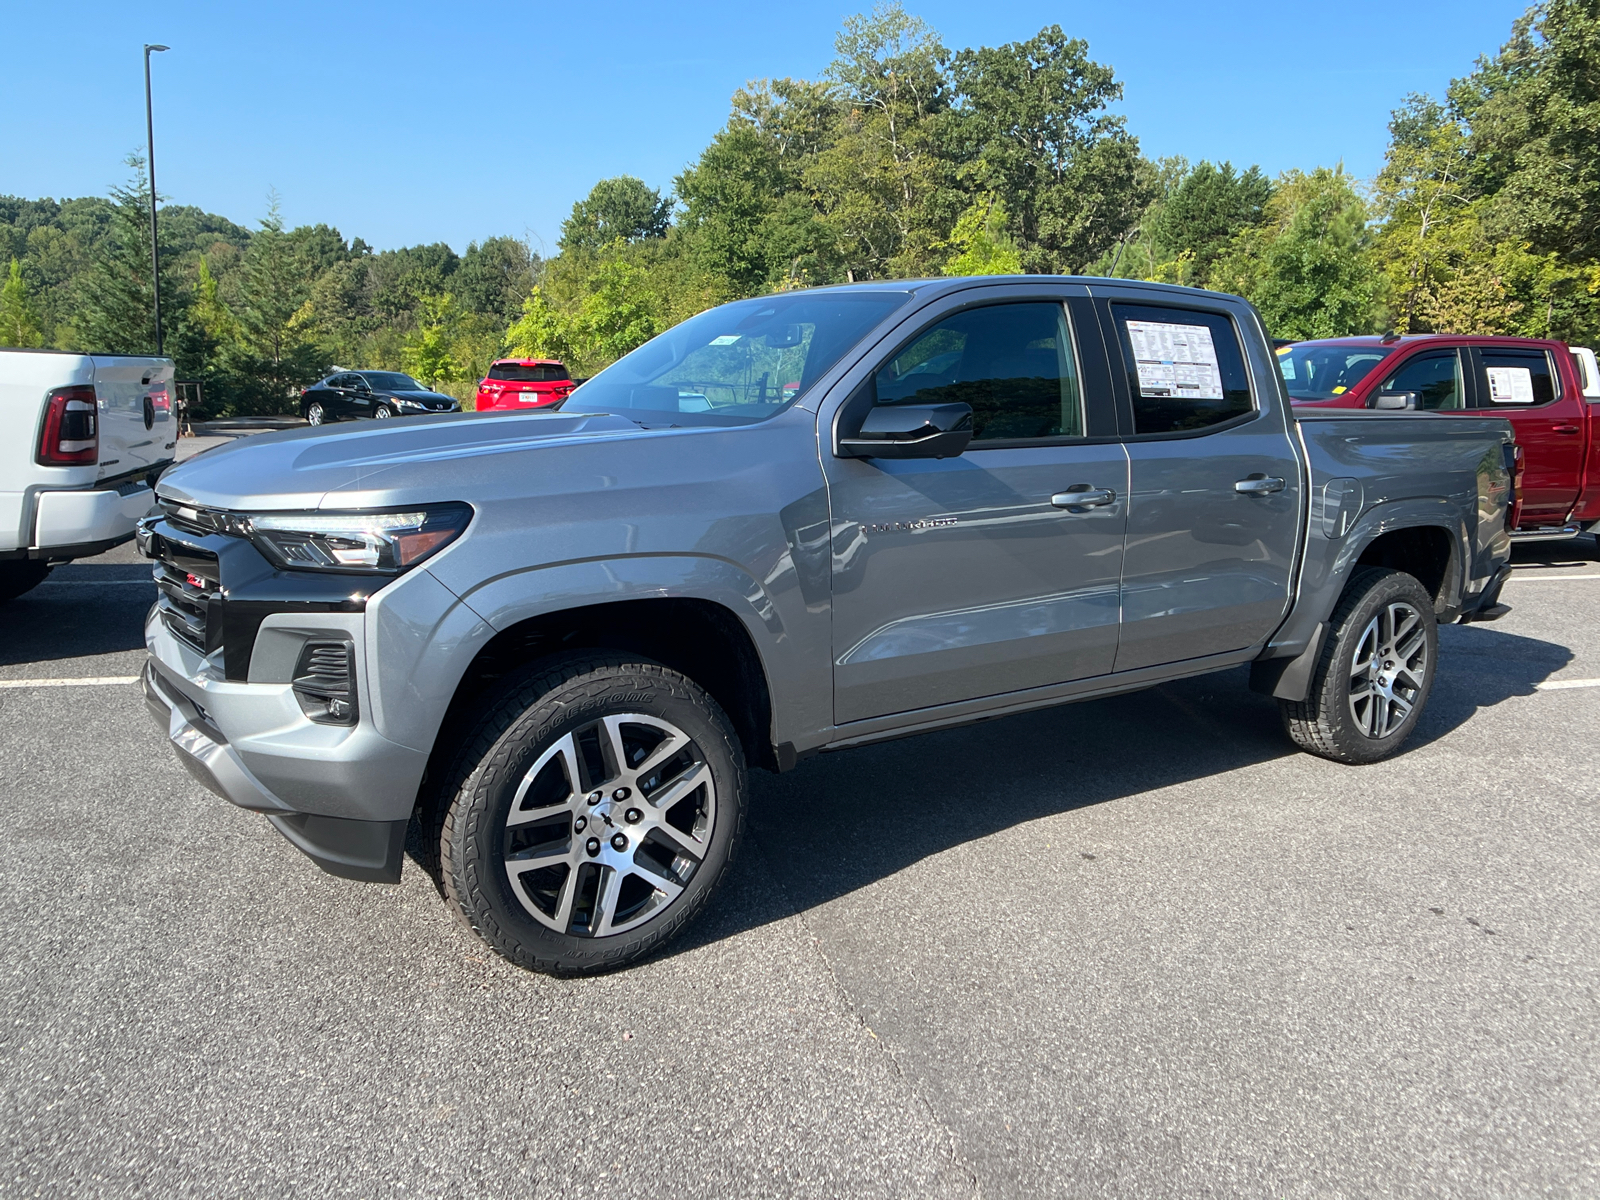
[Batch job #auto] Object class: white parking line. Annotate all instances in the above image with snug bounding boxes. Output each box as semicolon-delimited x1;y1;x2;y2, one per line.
1509;574;1600;582
0;676;141;689
1535;678;1600;691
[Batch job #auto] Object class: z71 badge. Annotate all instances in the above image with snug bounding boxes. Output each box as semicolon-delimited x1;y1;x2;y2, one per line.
866;517;957;533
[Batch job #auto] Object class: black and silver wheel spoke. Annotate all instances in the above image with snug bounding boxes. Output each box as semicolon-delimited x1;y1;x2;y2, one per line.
502;713;715;937
1347;600;1429;740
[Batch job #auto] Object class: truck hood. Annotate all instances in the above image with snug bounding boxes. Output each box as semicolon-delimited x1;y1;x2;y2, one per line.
156;410;645;511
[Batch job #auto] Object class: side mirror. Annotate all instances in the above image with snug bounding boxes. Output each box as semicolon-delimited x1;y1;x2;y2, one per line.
837;402;973;459
1372;391;1417;411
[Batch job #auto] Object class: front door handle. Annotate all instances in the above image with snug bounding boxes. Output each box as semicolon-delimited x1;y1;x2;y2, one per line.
1051;486;1117;510
1235;475;1286;495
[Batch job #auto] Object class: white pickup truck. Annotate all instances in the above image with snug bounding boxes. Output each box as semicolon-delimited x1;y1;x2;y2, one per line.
0;349;175;600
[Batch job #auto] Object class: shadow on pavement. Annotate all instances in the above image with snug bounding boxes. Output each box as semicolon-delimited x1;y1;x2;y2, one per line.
1509;532;1599;570
0;561;154;666
670;622;1571;956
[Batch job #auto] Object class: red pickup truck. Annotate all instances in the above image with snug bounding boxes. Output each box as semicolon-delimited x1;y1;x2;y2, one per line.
1281;335;1600;541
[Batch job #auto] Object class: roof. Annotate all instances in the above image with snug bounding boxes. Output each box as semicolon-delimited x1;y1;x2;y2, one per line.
1286;333;1564;349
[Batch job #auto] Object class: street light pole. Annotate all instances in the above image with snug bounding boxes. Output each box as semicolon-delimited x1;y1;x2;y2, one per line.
143;43;169;355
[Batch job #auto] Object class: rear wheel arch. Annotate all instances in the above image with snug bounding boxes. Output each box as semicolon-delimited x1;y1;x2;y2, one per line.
1352;522;1460;616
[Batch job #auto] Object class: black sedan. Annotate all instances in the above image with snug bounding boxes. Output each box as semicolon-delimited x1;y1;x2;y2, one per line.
300;371;461;424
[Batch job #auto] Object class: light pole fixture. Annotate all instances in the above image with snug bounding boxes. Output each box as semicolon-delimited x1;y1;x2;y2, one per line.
144;43;169;355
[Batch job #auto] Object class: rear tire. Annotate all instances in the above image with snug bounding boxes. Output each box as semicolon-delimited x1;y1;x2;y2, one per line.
305;402;325;426
0;560;52;602
1281;567;1438;764
438;654;745;975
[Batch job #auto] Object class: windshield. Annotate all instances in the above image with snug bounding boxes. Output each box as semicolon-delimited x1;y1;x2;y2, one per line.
1277;343;1393;401
362;372;427;392
562;291;915;424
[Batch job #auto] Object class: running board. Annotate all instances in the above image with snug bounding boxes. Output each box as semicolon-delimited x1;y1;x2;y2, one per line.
1510;524;1583;542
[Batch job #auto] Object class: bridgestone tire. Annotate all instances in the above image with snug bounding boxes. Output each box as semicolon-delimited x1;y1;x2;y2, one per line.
0;561;52;603
438;653;746;975
1281;567;1439;765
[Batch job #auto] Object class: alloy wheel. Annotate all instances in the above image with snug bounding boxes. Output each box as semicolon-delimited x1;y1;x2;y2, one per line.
373;405;393;419
1348;600;1429;738
306;403;324;426
502;713;716;937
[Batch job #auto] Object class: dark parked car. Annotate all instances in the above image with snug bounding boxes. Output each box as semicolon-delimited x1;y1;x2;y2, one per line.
300;371;461;424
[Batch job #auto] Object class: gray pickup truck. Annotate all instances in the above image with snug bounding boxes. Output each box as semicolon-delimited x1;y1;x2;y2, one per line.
140;278;1516;974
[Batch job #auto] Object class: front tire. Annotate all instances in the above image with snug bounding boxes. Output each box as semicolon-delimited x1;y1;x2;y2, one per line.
0;560;52;603
372;404;394;419
1281;566;1438;764
438;654;746;975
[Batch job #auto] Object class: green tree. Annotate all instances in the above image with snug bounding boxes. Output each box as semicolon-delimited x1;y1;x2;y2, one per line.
807;2;959;278
456;236;538;323
1148;161;1272;285
675;79;833;293
559;177;672;254
193;254;240;345
74;159;161;355
941;194;1022;275
1455;0;1600;264
401;292;462;387
232;195;323;410
952;26;1150;273
0;258;44;347
1228;167;1382;340
1371;96;1477;332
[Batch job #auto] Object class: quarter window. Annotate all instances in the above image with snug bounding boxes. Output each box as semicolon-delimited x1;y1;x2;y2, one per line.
1380;351;1464;410
873;303;1084;442
1481;349;1556;406
1112;304;1253;434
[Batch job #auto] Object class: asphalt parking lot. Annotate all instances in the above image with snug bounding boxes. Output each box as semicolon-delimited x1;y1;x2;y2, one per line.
2;507;1597;1197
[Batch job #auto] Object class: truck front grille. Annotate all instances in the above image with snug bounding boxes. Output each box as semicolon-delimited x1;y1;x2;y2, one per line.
153;545;220;654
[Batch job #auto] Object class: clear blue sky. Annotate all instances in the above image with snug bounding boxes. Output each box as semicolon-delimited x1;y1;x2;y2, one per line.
4;0;1529;255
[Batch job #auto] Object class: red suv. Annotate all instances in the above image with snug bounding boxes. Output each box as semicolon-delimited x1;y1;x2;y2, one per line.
1280;335;1600;539
475;360;576;412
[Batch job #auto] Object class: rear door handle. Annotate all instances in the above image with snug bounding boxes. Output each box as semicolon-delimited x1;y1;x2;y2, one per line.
1553;424;1580;434
1235;475;1286;494
1051;486;1117;510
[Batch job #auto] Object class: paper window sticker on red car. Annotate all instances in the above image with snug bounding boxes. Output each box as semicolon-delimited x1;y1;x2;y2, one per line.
1487;366;1535;404
1125;320;1224;400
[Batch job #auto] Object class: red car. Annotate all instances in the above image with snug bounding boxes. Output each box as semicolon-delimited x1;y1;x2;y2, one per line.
475;359;576;412
1280;334;1600;540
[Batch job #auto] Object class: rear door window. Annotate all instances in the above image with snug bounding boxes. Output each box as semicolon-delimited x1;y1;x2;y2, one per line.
874;302;1084;442
1110;303;1254;434
1380;350;1465;410
1480;349;1557;406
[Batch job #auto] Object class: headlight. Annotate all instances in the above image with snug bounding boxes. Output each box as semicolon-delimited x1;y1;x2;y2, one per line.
395;397;427;410
246;503;472;573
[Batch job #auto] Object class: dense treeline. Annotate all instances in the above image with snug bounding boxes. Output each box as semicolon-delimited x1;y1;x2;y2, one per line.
1;0;1596;415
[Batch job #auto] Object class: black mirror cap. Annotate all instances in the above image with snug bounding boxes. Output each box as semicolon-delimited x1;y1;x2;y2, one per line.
837;402;974;459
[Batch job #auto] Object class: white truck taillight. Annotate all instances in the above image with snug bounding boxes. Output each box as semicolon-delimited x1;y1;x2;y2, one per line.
36;385;99;466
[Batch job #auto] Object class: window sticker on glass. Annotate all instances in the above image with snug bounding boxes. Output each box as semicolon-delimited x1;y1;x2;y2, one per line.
1126;320;1224;400
1487;365;1535;404
708;335;740;346
1277;350;1296;381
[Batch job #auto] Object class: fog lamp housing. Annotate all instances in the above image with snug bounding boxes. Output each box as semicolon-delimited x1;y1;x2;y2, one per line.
293;640;358;725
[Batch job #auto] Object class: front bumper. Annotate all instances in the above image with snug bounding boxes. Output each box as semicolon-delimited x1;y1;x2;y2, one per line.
143;609;421;883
